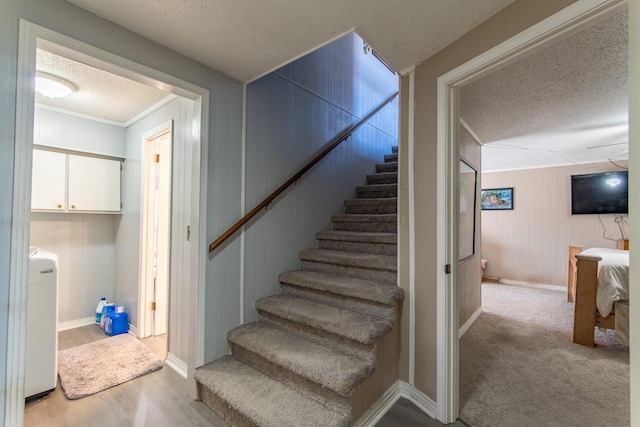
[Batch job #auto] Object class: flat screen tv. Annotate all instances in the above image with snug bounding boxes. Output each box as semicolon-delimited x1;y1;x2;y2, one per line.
571;171;628;215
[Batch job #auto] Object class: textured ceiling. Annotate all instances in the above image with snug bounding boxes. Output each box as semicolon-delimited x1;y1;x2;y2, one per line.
44;1;627;172
66;0;516;83
36;49;170;125
461;10;628;172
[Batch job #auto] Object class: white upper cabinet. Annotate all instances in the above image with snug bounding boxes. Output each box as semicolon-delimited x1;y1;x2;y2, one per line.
31;148;122;213
31;149;66;211
68;154;121;212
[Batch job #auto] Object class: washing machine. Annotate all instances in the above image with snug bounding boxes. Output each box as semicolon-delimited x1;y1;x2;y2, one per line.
25;247;59;401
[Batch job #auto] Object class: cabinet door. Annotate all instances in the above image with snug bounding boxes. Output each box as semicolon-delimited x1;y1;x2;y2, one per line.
31;149;66;211
68;155;121;212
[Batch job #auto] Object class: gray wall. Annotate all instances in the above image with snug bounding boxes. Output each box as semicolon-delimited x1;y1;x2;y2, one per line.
1;0;243;420
241;32;399;323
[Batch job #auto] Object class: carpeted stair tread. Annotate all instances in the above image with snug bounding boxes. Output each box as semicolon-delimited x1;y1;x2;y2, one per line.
356;184;397;192
331;213;397;223
279;270;404;306
228;322;374;396
255;294;393;344
343;198;397;215
384;153;398;163
195;355;349;427
366;172;398;185
376;162;397;173
315;230;397;245
299;248;396;272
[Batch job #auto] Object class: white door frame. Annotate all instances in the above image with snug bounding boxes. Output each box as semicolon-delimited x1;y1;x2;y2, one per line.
139;121;174;339
9;20;209;426
435;0;627;422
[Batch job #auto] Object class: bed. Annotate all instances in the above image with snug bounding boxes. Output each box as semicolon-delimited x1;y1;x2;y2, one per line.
567;246;629;346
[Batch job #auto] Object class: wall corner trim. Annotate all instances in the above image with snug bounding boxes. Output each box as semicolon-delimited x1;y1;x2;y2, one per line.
165;353;188;379
458;306;483;338
352;381;439;427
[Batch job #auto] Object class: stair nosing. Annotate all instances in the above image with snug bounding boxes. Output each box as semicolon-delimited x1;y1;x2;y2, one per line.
255;294;393;345
299;248;397;271
228;322;374;396
195;355;349;427
315;230;397;244
331;213;397;223
279;269;403;305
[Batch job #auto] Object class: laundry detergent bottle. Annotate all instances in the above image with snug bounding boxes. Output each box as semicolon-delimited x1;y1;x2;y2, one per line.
95;297;107;324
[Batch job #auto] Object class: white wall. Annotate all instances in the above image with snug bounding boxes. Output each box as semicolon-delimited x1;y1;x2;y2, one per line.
30;107;124;326
481;161;629;287
30;213;117;325
34;107;125;157
240;32;399;323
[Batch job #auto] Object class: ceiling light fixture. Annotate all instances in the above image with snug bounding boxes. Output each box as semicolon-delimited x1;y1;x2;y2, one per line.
35;71;76;100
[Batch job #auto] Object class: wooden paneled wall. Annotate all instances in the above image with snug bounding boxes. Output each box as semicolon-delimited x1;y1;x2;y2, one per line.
242;33;399;322
30;107;125;327
481;161;629;287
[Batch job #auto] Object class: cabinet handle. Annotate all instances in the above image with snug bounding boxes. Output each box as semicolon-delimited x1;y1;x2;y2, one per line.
57;204;63;209
71;205;76;209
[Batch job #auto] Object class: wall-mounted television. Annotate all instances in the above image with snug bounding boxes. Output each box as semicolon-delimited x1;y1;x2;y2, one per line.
571;171;628;215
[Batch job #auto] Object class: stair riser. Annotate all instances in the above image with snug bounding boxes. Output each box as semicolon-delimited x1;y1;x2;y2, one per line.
333;221;397;233
344;203;397;214
384;154;398;163
317;239;397;256
229;343;351;416
196;382;258;427
356;188;397;199
282;285;396;320
257;314;376;363
301;260;397;285
375;163;398;173
366;174;397;185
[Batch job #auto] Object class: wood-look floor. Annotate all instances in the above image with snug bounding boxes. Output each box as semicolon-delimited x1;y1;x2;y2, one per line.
24;325;446;427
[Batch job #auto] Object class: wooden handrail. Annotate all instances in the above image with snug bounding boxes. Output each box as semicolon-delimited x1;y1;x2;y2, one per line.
209;91;399;253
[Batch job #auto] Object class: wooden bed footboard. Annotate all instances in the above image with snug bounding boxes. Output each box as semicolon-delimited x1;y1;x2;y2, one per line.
567;245;583;303
572;254;615;346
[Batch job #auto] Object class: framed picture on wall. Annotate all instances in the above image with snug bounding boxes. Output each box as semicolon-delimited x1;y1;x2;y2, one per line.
481;187;513;210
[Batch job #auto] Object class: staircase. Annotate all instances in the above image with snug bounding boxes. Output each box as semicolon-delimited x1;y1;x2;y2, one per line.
194;146;403;427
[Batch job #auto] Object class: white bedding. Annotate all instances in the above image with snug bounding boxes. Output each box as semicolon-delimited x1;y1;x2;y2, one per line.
580;247;629;317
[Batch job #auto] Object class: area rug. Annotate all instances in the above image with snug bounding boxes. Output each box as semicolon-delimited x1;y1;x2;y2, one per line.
58;334;163;400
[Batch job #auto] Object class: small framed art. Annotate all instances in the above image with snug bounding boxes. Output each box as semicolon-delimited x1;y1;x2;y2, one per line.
481;188;513;210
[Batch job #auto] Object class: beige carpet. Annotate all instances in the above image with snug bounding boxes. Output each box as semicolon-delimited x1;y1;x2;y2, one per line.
58;334;163;400
459;283;629;427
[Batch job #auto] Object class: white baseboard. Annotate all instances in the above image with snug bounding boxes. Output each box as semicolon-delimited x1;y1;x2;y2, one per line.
497;279;565;292
127;323;138;338
353;381;402;427
57;317;95;332
165;352;188;379
353;380;438;426
459;306;482;338
399;381;438;419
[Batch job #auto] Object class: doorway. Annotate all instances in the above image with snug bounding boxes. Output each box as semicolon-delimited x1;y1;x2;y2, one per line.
140;123;173;342
436;0;628;423
10;20;209;426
